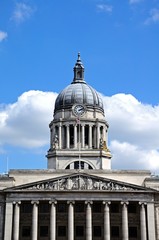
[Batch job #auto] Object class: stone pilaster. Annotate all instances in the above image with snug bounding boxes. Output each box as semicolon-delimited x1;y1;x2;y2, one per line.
4;201;13;240
147;202;156;240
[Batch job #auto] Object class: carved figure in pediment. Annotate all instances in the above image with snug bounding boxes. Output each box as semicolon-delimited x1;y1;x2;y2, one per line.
66;178;73;190
87;178;93;190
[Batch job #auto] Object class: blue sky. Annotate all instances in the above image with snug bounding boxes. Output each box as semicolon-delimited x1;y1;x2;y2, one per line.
0;0;159;174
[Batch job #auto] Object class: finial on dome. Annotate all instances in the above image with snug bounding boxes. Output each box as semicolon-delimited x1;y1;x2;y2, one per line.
72;52;85;83
77;52;81;61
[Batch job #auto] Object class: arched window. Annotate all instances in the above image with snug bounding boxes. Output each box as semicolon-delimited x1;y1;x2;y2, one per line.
65;161;93;170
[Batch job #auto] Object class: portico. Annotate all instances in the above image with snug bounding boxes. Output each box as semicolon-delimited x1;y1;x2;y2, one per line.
4;173;156;240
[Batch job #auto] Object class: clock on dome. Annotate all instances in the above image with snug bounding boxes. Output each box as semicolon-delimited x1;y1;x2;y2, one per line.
73;104;86;117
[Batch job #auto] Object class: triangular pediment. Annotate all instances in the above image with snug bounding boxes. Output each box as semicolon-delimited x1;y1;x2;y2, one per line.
4;173;154;192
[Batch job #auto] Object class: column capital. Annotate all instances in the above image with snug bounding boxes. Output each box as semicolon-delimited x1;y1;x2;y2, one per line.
103;201;111;205
85;200;93;205
67;200;75;205
139;202;147;206
57;121;62;127
31;200;39;205
121;201;129;205
49;200;57;205
13;201;21;205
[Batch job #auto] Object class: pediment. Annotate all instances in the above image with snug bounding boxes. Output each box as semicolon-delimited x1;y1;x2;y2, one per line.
5;173;153;192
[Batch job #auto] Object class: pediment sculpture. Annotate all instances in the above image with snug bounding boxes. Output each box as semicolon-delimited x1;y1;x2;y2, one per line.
22;174;139;191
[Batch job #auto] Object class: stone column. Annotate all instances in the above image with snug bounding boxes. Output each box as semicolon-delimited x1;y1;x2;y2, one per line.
121;201;129;240
139;202;147;240
103;201;111;240
66;124;70;149
81;124;85;148
13;201;21;240
67;201;75;240
49;200;57;240
4;201;13;240
96;124;100;149
58;123;62;149
74;124;77;148
31;201;39;240
85;201;93;240
89;124;93;149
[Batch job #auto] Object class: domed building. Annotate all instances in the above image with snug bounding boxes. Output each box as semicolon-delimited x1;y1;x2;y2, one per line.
0;54;159;240
47;53;111;170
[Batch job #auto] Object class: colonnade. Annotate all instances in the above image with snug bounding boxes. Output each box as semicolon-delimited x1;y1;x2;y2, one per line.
51;121;107;150
4;200;149;240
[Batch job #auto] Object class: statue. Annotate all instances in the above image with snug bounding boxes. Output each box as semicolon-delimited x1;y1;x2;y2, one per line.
52;134;59;149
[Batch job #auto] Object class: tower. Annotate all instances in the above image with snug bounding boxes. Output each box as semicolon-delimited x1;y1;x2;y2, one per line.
47;53;112;170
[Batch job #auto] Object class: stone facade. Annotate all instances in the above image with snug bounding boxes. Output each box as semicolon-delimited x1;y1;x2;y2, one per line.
0;54;159;240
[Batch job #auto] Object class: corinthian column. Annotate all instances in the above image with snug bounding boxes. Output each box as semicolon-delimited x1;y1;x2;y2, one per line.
74;124;77;148
103;201;111;240
67;201;75;240
49;200;57;240
139;202;147;240
31;201;39;240
58;123;62;149
85;201;93;240
96;124;100;149
89;124;93;149
13;201;21;240
81;124;85;148
121;202;129;240
66;124;70;149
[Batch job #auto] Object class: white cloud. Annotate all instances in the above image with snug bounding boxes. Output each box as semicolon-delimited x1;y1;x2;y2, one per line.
1;91;159;173
144;8;159;25
11;2;35;24
102;93;159;173
96;4;113;13
0;31;8;42
129;0;143;4
0;90;57;148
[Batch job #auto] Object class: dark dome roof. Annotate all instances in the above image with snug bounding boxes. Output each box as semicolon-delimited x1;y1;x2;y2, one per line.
54;53;104;114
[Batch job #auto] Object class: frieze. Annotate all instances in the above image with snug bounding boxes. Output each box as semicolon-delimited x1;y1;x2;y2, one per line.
23;175;137;191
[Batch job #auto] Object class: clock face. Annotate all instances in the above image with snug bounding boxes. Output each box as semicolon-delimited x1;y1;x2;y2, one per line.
73;104;86;116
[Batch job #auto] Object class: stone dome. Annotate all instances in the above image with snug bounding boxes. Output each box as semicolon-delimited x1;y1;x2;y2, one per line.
54;53;104;114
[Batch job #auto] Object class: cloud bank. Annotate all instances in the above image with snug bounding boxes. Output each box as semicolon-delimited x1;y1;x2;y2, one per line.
0;91;159;173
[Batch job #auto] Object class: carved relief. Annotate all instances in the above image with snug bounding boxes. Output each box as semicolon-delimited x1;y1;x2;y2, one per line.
24;175;137;192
